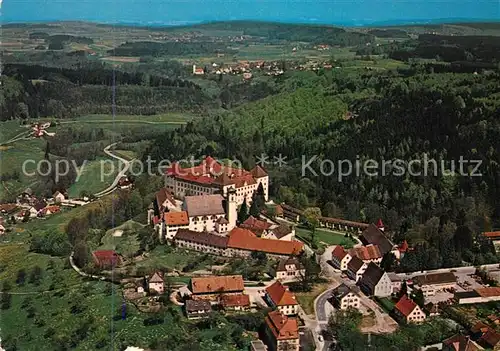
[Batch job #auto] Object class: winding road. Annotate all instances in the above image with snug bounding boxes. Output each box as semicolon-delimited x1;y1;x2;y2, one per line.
94;143;134;198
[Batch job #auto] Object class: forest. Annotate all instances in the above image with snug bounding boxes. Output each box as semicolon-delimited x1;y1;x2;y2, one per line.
145;65;500;270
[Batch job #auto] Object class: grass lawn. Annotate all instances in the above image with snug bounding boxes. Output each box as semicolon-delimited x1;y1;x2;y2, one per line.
67;157;121;198
133;246;220;273
113;149;137;160
295;227;356;249
295;283;330;315
98;220;145;258
376;297;396;314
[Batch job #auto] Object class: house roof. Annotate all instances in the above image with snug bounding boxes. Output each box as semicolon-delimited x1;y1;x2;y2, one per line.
164;211;189;226
272;224;293;239
359;262;385;289
360;224;393;254
250;165;268;178
92;250;121;266
476;287;500;298
221;294;250;308
265;311;299;341
484;231;500;239
480;329;500;348
276;258;304;273
332;283;360;300
387;272;402;282
155;188;176;212
0;204;18;213
174;229;229;248
227;228;303;256
274;205;284;215
443;335;484;351
216;216;229;224
399;240;409;252
241;216;273;231
250;340;267;351
413;272;456;286
347;256;365;273
350;244;382;261
185;299;211;312
265;281;298;306
34;199;47;211
394;295;418;317
149;271;164;283
332;245;349;261
190;275;244;295
376;218;384;229
184;194;226;217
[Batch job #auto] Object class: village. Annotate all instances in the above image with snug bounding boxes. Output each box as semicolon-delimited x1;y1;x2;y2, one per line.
9;156;493;351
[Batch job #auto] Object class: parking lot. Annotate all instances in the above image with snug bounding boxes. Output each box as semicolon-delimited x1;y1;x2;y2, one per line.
422;271;487;304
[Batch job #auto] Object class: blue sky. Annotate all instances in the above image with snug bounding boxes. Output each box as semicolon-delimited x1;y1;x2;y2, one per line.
2;0;499;25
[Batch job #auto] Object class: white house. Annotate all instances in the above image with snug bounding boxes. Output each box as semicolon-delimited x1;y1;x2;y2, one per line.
331;283;361;310
275;258;305;281
358;262;392;297
148;271;164;294
265;281;299;316
331;245;352;271
394;295;426;324
346;256;368;282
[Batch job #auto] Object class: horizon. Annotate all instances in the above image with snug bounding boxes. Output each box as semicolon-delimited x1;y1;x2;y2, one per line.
2;0;500;27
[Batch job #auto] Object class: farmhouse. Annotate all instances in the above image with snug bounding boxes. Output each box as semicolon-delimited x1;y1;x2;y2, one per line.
412;272;456;296
346;256;368;282
442;334;484;351
265;281;299;316
359;224;394;255
148;271;164;294
53;191;66;203
330;283;361;310
358;262;392;297
190;275;245;301
165;156;269;205
331;245;352;271
264;310;299;351
241;216;295;241
274;257;305;281
349;244;383;264
393;295;426;324
185;299;211;319
92;250;122;268
221;294;251;311
173;227;303;258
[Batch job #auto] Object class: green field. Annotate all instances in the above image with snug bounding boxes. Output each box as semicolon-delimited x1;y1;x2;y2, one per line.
296;227;356;249
98;220;145;258
67;157;121;198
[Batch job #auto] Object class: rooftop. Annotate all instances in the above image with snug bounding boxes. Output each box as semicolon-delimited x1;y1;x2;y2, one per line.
190;275;244;295
184;194;226;217
265;310;299;341
360;224;393;254
265;281;298;306
227;228;303;256
175;229;229;248
394;294;418;317
185;299;211;312
413;272;456;286
164;211;189;226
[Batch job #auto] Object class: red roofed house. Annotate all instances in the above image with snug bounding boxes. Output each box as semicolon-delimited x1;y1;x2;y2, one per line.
393;295;426;324
163;211;190;239
165;156;268;205
264;310;299;351
92;250;122;269
265;281;299;316
226;227;304;259
331;245;352;271
221;294;251;311
349;244;383;264
190;275;245;301
484;231;500;252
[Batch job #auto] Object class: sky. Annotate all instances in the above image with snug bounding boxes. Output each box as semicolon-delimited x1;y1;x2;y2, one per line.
2;0;500;26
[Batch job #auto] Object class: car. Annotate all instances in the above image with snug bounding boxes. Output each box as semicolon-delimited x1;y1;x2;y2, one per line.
318;335;324;342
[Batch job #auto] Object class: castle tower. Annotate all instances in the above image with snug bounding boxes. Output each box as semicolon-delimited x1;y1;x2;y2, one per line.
226;188;237;231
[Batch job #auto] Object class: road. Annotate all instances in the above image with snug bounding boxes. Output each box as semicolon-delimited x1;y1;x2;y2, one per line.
94;143;134;198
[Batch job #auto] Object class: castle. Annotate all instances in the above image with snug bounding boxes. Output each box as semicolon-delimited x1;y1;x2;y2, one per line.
165;156;269;206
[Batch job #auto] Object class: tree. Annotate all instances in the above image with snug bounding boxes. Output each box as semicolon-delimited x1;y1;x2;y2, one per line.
249;197;261;218
399;280;408;299
16;102;29;119
238;199;249;224
410;289;425;308
380;252;397;272
303;207;322;244
73;241;90;268
16;269;26;286
28;266;43;286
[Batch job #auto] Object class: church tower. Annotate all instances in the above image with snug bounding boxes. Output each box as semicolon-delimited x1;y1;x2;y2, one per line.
226;188;237;230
